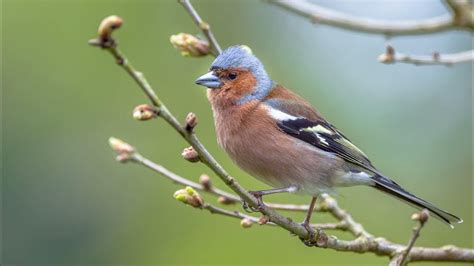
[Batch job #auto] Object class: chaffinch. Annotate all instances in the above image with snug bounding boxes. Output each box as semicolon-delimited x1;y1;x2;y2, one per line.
195;45;462;228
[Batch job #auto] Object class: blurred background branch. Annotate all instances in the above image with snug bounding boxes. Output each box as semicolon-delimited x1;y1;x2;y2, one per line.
379;44;474;65
86;0;474;264
268;0;474;66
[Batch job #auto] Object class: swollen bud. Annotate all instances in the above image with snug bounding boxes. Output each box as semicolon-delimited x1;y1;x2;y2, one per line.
217;196;236;205
185;112;198;132
170;33;210;57
108;137;135;162
378;44;395;64
181;146;200;163
109;137;135;154
240;218;253;229
173;186;204;208
98;15;123;41
199;174;212;190
411;209;430;224
133;104;158;121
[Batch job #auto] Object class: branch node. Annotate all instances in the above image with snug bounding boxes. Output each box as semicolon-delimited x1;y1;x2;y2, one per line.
315;228;329;247
258;215;270;225
445;0;474;29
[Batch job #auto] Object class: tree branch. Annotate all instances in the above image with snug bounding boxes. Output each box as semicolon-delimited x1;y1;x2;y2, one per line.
268;0;474;66
90;4;474;263
201;199;347;231
127;146;323;213
390;210;430;266
268;0;461;36
379;45;474;66
178;0;222;55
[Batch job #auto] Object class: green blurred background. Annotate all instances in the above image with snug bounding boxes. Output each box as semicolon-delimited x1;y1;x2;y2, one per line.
2;0;472;265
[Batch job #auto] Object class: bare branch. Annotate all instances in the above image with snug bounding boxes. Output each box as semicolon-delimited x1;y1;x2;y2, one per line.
444;0;474;29
129;149;320;213
379;46;474;66
390;210;430;266
319;236;474;263
106;136;473;263
108;139;346;230
202;203;344;231
318;194;370;238
268;0;474;65
401;210;429;264
178;0;222;55
268;0;459;35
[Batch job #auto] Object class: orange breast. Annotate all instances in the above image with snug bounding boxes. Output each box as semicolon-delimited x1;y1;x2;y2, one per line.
211;102;344;195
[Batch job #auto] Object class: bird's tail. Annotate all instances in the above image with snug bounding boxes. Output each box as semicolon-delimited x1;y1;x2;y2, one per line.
371;174;462;227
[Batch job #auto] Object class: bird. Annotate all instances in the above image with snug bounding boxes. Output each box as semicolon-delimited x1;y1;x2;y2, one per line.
194;45;462;229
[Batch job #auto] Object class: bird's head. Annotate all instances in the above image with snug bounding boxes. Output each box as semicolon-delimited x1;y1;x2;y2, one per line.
195;45;273;106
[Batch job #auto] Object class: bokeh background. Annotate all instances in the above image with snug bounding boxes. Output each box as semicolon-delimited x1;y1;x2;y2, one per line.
2;0;473;265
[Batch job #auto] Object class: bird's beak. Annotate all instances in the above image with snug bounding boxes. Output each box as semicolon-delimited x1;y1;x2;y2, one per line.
195;71;222;89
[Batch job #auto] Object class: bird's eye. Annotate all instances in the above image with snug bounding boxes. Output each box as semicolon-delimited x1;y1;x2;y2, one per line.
228;72;238;80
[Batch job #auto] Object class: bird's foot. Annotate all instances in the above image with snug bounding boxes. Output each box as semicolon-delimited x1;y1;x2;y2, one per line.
242;191;265;212
299;221;317;247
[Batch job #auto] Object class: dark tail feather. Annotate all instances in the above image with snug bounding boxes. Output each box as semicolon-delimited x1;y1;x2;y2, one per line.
371;174;462;228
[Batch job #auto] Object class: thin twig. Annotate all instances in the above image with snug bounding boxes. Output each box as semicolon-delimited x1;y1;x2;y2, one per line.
130;147;370;236
318;194;371;238
202;203;272;225
268;0;456;35
268;0;474;66
202;203;345;230
131;152;321;213
268;0;473;35
397;210;430;265
379;48;474;66
117;146;346;230
178;0;222;55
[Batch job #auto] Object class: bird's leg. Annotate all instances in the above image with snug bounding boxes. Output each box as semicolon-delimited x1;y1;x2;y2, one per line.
300;196;318;246
243;186;298;212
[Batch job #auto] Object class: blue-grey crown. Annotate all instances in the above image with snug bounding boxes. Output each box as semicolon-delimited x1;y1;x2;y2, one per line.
211;45;273;105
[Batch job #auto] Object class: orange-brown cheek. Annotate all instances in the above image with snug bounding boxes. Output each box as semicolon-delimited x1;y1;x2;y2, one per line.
236;73;257;94
207;72;257;108
225;74;257;101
